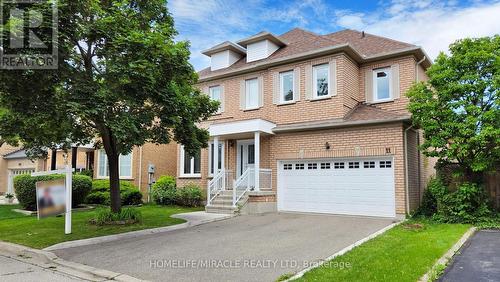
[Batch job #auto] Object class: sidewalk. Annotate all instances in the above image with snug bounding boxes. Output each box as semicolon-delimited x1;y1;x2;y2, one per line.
0;241;145;282
0;254;85;282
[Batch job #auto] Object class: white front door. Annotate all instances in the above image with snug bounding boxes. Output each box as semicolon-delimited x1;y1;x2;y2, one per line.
277;157;396;217
236;140;255;177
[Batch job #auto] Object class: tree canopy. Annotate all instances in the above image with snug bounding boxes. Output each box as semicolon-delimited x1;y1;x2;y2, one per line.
407;35;499;180
0;0;218;212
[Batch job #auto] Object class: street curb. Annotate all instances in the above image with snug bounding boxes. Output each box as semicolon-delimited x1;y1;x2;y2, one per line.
285;219;404;281
418;226;477;282
0;240;146;281
44;212;234;251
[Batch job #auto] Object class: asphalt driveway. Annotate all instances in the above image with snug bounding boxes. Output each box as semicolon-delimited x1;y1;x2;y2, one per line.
440;230;500;282
54;213;394;282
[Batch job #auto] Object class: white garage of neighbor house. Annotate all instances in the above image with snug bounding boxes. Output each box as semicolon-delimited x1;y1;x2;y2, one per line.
277;157;396;218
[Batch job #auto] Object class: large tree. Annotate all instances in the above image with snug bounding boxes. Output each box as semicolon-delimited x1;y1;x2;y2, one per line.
0;0;217;212
407;35;499;182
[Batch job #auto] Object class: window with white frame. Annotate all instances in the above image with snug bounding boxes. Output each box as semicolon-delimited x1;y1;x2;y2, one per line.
180;146;201;177
245;78;259;109
208;142;224;176
373;67;391;101
313;64;329;98
97;149;132;178
209;85;222;113
280;70;294;103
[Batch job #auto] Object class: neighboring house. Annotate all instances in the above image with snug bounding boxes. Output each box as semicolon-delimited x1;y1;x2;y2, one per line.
92;143;178;196
178;28;434;218
0;145;44;195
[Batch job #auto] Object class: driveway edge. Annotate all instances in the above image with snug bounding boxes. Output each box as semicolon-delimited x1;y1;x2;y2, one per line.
44;211;234;251
418;226;477;282
285;219;403;281
0;240;146;281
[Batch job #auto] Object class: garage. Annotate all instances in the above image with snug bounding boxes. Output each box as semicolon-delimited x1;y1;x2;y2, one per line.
277;157;396;217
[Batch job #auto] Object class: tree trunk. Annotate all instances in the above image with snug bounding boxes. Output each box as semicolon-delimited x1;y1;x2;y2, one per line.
99;125;122;213
107;151;121;213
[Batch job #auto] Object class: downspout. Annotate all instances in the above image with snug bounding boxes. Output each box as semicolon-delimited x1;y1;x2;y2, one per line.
404;125;413;215
138;146;143;193
415;56;426;82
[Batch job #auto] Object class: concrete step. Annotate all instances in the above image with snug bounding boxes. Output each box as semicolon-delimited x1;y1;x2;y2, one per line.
205;205;237;214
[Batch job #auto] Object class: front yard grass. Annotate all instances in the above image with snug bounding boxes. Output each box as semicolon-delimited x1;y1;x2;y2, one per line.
0;204;27;220
294;221;470;282
0;204;202;249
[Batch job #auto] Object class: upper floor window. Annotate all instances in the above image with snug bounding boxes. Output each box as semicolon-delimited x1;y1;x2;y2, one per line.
245;78;259;109
373;68;392;101
313;64;329;98
180;146;201;177
97;149;132;178
208;141;224;176
209;85;222;113
280;71;294;103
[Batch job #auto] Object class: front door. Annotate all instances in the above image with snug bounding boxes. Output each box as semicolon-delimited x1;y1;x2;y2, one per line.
236;140;255;177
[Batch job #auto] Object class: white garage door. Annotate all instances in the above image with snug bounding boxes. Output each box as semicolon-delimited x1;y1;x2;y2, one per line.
277;158;395;217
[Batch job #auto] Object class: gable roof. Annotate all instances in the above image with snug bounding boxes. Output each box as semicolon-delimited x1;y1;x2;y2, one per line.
3;149;28;159
198;28;430;82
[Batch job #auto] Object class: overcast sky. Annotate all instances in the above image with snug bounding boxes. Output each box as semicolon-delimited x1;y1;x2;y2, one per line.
167;0;500;70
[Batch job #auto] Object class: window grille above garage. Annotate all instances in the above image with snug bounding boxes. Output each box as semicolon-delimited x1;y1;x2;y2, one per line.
348;162;360;169
334;162;345;169
308;163;318;170
380;161;392;168
295;163;305;170
283;164;293;170
320;163;331;169
364;161;375;168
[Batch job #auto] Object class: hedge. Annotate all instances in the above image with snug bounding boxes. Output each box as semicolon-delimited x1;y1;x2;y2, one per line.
85;179;143;206
14;174;92;211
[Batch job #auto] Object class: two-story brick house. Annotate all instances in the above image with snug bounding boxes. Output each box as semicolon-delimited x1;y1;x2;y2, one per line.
176;28;433;218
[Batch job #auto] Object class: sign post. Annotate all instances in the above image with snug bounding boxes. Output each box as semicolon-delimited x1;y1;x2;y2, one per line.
32;164;73;234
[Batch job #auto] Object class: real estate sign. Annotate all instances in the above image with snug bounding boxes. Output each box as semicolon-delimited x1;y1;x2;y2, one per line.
36;179;66;218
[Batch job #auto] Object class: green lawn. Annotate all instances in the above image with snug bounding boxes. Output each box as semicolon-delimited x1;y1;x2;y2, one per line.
294;221;470;282
0;204;202;249
0;205;28;220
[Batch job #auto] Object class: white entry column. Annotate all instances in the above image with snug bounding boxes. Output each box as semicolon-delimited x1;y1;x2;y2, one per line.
213;136;219;174
254;131;260;191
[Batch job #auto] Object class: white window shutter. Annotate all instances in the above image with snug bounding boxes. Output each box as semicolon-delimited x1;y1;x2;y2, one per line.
258;76;264;107
305;64;312;100
365;69;373;103
329;59;337;96
294;67;301;101
220;85;225;112
391;64;400;99
272;72;279;104
240;80;246;110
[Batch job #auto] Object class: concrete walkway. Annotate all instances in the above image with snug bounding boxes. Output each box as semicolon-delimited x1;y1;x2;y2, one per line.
440;229;500;282
0;254;85;282
54;213;394;282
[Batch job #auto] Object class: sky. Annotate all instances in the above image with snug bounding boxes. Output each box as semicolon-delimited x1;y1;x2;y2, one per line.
167;0;500;71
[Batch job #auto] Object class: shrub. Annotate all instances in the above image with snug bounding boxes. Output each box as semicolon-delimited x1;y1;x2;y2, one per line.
414;177;445;217
91;207;142;225
85;180;143;206
14;174;92;211
151;176;177;205
75;169;93;178
176;184;203;207
433;182;492;223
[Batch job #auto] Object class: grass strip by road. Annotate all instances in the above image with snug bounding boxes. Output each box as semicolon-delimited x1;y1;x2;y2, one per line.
0;204;201;249
293;220;470;282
